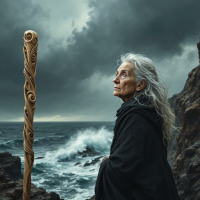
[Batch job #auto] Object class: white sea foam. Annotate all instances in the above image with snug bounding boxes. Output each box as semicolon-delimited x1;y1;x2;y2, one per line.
44;126;112;162
30;126;113;200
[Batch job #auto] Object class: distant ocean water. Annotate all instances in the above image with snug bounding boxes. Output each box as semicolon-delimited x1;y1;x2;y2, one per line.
0;122;115;200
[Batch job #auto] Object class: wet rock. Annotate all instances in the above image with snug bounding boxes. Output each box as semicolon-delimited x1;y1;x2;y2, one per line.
58;146;100;162
0;152;23;181
0;166;14;188
170;59;200;199
0;153;64;200
0;183;8;191
85;194;95;200
35;157;44;159
0;176;64;200
167;94;182;166
7;181;16;188
83;161;90;167
77;146;100;157
83;156;103;167
49;192;60;200
6;187;23;199
74;162;81;166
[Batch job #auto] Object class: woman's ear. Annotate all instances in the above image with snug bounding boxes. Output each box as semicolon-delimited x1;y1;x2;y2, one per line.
137;80;146;91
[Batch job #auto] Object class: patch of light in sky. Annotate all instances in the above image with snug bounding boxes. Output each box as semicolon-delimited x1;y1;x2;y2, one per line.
31;0;91;39
30;0;92;57
154;43;199;98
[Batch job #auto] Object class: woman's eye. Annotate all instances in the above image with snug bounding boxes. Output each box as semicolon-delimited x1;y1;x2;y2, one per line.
123;73;126;77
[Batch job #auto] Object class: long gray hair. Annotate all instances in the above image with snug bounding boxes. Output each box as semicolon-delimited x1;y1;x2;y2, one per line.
119;53;180;145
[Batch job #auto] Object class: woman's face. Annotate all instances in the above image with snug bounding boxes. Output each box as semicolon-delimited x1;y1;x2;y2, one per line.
113;62;138;103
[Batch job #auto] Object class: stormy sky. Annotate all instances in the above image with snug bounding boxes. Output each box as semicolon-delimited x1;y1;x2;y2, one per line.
0;0;200;122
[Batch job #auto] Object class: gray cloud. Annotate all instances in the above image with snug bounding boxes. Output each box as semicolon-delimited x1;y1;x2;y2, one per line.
0;0;200;121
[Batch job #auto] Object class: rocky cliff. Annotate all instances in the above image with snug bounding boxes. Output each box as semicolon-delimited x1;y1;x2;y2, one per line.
168;63;200;199
167;93;182;166
197;39;200;64
0;152;64;200
0;152;23;181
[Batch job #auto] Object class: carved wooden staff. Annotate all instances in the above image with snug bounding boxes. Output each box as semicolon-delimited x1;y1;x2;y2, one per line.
22;30;38;200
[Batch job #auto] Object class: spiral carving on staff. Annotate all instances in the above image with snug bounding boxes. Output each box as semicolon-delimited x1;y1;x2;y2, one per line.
22;30;38;200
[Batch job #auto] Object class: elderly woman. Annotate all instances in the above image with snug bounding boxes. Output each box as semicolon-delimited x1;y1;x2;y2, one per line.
94;53;180;200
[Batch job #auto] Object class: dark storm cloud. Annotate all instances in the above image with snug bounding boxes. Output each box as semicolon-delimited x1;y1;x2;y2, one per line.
0;0;50;120
41;0;200;88
0;0;200;121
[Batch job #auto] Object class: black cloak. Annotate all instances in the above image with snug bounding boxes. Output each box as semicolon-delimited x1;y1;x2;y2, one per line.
95;94;180;200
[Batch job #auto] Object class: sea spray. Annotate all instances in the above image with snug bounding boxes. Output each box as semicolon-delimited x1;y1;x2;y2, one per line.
0;121;115;200
47;126;112;162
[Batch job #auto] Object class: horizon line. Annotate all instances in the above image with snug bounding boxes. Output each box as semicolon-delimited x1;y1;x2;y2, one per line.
0;120;115;123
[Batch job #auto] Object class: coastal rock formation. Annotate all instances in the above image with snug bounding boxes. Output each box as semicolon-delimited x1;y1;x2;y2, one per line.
167;93;182;166
197;38;200;64
77;146;100;157
86;195;95;200
83;156;103;167
58;146;101;162
0;152;63;200
0;152;23;181
170;63;200;199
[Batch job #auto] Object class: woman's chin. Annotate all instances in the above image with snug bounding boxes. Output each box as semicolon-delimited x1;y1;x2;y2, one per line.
113;91;120;97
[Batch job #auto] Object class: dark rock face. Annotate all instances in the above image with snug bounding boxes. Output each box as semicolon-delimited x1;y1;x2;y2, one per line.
0;152;63;200
174;64;200;156
0;165;16;192
74;161;81;166
83;156;103;167
167;93;182;166
197;39;200;64
170;64;200;199
35;157;44;159
58;146;100;162
85;194;95;200
77;146;100;157
0;152;23;181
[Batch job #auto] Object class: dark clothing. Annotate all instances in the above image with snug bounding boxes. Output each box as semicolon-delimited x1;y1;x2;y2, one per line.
95;94;180;200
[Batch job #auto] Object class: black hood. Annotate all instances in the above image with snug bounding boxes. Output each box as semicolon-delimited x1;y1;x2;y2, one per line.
115;94;162;133
112;94;167;155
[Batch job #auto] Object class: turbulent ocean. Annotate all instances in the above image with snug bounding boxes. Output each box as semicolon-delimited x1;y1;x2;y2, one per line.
0;122;115;200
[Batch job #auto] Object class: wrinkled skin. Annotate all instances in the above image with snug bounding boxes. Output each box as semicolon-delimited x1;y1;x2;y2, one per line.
100;61;147;165
113;62;146;103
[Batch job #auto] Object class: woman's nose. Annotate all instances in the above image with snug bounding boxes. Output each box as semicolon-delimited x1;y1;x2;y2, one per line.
113;76;119;83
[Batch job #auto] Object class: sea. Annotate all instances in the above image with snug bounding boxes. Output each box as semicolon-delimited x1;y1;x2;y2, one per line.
0;121;115;200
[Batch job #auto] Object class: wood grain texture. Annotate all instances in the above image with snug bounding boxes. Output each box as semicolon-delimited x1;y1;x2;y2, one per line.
22;30;38;200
